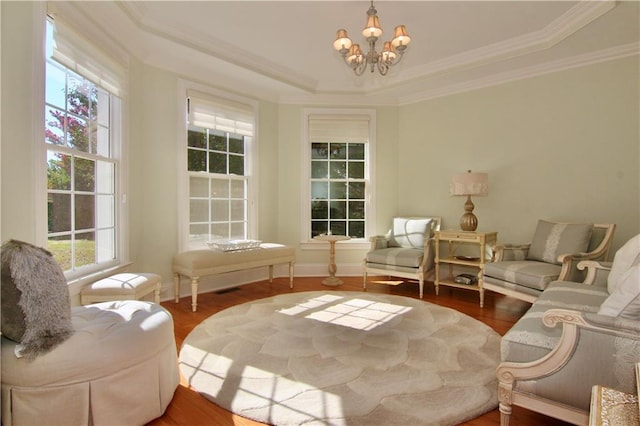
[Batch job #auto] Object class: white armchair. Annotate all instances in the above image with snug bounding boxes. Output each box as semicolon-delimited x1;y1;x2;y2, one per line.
362;216;441;298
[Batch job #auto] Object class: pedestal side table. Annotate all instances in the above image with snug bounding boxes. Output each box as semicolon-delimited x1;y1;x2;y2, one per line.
314;234;351;286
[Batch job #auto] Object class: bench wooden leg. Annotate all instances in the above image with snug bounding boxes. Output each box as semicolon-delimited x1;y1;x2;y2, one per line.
173;273;180;303
191;277;199;312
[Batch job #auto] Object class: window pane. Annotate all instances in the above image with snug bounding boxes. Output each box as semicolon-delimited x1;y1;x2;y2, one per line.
329;161;346;179
349;221;365;238
47;152;71;190
209;152;227;173
311;221;328;237
348;182;365;199
211;178;229;197
230;223;245;240
75;232;96;268
329;182;347;199
49;193;72;233
96;88;110;127
229;154;244;175
68;115;89;152
45;62;66;109
230;200;245;221
48;237;71;271
211;200;229;221
209;132;226;151
312;182;328;199
329;221;346;235
349;162;364;179
229;135;243;154
311;161;328;179
190;223;209;238
188;129;206;149
211;223;229;240
349;201;365;219
312;143;328;159
348;144;365;160
45;107;66;146
188;149;206;171
75;157;95;192
311;200;328;219
190;199;208;222
96;195;114;228
95;125;110;157
190;176;208;197
230;180;244;198
75;194;95;230
330;201;346;219
96;161;114;193
96;228;115;263
330;143;346;159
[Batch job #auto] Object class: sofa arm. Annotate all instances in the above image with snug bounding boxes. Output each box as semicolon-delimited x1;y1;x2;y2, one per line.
577;260;612;286
495;243;530;261
497;308;640;422
368;235;390;251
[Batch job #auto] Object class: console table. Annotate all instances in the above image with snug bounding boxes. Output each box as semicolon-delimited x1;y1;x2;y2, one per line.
434;230;497;307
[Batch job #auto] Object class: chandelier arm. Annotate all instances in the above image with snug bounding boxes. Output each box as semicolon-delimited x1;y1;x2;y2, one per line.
377;60;389;76
354;58;368;76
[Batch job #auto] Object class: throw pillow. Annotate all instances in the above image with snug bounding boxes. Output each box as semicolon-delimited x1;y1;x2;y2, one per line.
527;220;593;265
598;263;640;320
607;233;640;294
388;217;432;249
1;239;73;360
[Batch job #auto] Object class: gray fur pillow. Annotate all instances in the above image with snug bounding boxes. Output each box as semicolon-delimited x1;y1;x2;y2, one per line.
1;239;73;360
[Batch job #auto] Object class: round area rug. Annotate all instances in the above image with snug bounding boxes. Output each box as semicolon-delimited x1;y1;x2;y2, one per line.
179;291;501;426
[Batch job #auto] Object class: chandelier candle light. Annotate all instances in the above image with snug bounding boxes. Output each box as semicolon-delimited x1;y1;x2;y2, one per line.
333;1;411;76
450;170;489;232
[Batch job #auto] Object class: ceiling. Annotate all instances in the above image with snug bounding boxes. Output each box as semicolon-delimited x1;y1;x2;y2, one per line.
63;1;639;105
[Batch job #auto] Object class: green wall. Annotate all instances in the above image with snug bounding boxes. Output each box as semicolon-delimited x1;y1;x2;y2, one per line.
2;2;638;298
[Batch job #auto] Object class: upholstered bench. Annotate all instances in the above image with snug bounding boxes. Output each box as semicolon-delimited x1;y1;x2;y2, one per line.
173;243;295;311
80;272;162;305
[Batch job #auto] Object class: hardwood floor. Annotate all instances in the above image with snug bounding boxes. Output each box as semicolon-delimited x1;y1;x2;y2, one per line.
149;276;571;426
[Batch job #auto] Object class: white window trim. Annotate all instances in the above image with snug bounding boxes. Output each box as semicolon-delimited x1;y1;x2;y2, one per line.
176;80;259;252
35;4;130;282
300;108;376;250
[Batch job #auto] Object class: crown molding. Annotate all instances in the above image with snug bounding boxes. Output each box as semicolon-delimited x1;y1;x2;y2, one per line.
371;0;617;96
398;42;639;106
116;2;319;93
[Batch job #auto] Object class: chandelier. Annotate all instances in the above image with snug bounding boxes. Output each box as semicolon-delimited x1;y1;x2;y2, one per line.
333;1;411;76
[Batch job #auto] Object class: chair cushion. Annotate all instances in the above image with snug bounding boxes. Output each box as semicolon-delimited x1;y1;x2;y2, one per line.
599;263;640;319
527;220;593;265
483;260;562;291
0;240;73;360
388;217;432;249
607;233;640;294
366;247;423;268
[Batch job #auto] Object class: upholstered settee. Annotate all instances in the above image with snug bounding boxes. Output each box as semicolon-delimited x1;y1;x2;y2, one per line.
496;234;640;425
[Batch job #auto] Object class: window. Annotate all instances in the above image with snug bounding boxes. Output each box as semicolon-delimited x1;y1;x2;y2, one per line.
304;111;375;241
44;16;124;277
185;90;255;247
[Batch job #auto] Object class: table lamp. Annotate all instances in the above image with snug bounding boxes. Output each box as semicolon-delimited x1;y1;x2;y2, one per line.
450;170;489;231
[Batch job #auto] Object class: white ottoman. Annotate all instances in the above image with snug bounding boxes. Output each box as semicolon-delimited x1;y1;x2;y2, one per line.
1;301;179;426
81;272;162;305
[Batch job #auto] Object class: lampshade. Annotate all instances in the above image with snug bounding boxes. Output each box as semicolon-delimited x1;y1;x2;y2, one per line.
333;29;353;52
391;25;411;50
381;42;396;62
362;14;382;38
450;171;489;196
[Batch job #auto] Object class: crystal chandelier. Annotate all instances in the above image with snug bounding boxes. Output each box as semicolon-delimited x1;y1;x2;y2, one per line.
333;1;411;76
